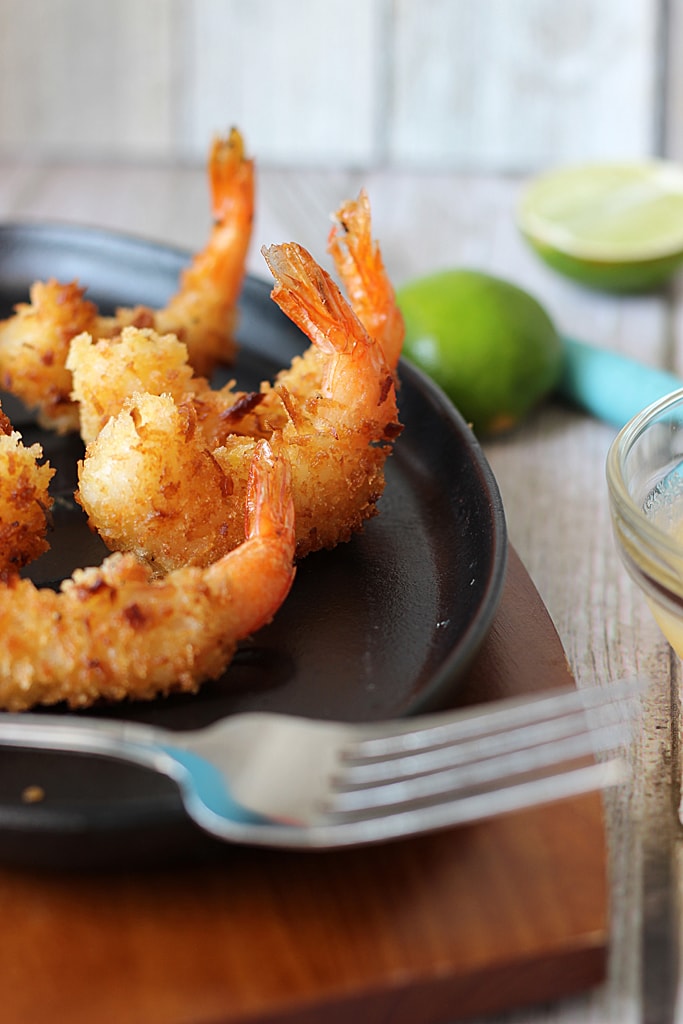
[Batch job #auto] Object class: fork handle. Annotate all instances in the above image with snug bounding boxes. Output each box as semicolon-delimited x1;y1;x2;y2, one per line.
0;713;166;764
0;713;259;829
0;714;196;808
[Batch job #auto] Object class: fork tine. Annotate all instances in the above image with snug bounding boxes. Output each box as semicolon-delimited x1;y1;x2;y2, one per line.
343;679;638;766
317;760;627;841
322;682;637;822
340;703;627;786
326;721;626;817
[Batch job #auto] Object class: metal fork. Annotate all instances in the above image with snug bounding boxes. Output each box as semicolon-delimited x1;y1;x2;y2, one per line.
0;680;638;849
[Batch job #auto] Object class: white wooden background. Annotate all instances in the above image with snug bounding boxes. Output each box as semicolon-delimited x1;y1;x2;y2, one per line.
0;0;677;171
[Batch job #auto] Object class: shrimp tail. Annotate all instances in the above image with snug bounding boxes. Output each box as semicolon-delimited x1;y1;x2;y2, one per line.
327;189;405;369
262;242;358;360
210;127;254;223
156;127;255;375
210;437;296;638
262;241;396;415
245;433;295;545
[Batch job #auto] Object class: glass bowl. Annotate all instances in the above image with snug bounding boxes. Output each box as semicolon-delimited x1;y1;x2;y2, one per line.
607;388;683;656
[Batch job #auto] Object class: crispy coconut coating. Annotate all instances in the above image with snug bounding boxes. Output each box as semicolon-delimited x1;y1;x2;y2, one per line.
76;392;249;574
0;440;295;711
68;326;275;449
68;328;198;446
0;403;55;573
0;280;99;433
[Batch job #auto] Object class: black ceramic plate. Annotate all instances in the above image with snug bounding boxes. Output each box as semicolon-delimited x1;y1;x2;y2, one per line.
0;223;507;867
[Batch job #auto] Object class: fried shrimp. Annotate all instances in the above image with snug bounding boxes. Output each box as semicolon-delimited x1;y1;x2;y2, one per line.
0;439;295;712
260;240;402;552
75;241;402;572
0;403;55;574
327;189;404;370
0;129;254;432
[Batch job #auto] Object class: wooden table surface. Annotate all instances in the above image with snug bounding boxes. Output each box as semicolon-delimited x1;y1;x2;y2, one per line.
0;158;680;1023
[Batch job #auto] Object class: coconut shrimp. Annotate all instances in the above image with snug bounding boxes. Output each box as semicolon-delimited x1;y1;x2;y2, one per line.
327;189;404;370
260;240;402;552
0;129;254;432
0;403;55;574
75;242;401;573
0;439;295;712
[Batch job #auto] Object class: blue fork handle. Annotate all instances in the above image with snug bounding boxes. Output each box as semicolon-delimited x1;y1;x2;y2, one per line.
0;714;260;830
558;336;683;429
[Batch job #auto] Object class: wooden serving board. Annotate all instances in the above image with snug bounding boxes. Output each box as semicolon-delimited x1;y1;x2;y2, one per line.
0;548;607;1024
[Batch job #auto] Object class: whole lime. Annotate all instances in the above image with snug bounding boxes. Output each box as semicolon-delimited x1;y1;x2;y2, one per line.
397;269;563;435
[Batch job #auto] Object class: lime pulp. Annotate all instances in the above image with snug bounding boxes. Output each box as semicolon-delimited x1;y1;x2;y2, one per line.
518;161;683;291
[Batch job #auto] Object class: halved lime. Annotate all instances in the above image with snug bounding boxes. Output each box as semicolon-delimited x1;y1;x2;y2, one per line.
518;161;683;291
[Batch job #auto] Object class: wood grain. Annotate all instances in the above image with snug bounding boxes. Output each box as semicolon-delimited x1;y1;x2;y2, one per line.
0;550;609;1024
0;0;175;159
390;0;658;170
0;0;664;168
